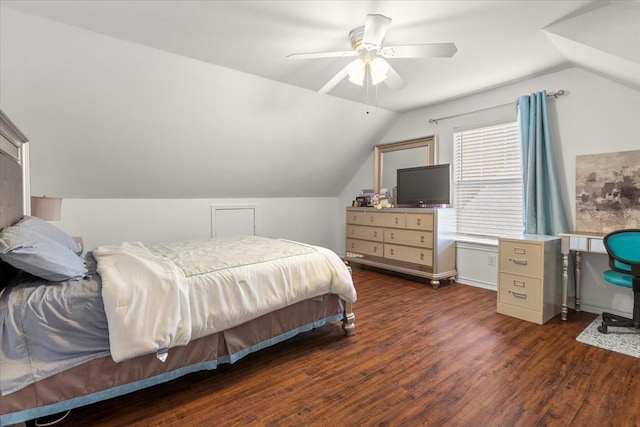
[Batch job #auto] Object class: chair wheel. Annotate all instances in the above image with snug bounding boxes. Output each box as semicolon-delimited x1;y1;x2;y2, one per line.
598;325;608;334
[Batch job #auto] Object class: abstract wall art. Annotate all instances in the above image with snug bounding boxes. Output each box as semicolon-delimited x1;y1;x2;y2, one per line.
576;150;640;232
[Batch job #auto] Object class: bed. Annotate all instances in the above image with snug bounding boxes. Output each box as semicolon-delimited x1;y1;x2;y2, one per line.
0;110;356;426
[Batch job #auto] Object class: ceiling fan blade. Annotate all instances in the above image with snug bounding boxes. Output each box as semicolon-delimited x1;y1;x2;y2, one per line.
383;61;406;90
362;14;392;47
318;61;355;94
380;43;457;58
287;50;358;60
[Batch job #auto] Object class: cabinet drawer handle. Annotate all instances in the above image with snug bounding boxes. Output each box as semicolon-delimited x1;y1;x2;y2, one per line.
370;217;374;223
420;235;425;243
390;248;394;255
373;246;378;253
374;231;378;238
417;218;421;225
420;253;424;261
513;280;525;288
395;217;399;224
510;258;528;266
511;291;527;299
390;232;395;239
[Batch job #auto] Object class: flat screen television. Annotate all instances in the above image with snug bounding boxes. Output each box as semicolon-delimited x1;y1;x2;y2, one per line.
396;164;451;207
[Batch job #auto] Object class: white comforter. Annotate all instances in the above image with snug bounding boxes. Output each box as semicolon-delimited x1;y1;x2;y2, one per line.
93;236;356;363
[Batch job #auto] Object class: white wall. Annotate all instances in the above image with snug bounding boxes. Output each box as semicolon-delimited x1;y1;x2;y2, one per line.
338;66;640;317
1;7;398;200
57;197;339;252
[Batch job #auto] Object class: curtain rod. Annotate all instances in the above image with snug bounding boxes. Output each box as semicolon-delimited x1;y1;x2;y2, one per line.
428;89;567;125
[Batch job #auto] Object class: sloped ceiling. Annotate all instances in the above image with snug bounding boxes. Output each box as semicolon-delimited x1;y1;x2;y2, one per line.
1;1;638;199
2;0;615;112
543;1;640;91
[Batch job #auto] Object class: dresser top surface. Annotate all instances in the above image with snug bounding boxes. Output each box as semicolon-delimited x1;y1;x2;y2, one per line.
347;207;452;213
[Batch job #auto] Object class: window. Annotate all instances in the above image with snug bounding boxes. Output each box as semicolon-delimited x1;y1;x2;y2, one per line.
453;121;523;239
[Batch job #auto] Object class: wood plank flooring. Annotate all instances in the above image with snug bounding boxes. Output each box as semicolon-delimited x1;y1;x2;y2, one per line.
31;268;640;426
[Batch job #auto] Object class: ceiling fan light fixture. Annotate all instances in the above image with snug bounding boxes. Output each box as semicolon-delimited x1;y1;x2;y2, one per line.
346;57;389;86
289;14;454;95
369;57;389;85
347;58;365;86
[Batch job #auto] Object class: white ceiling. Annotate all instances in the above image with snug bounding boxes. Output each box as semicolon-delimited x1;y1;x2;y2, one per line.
4;0;639;113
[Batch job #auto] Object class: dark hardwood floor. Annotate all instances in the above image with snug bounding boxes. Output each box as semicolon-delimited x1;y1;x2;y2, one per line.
33;268;640;426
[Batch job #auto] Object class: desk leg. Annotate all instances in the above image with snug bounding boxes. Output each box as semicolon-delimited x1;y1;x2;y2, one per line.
575;251;582;312
561;251;569;321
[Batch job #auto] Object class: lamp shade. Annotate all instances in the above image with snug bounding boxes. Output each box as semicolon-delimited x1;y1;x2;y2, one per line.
31;196;62;221
346;57;389;86
369;58;390;85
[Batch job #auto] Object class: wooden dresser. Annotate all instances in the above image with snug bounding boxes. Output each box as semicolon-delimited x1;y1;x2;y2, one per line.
497;235;561;324
344;207;456;288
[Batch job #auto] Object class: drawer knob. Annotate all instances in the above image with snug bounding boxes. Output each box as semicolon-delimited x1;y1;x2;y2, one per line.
374;231;378;238
390;248;394;255
374;246;378;253
420;253;424;261
417;218;421;225
395;217;399;224
420;236;425;243
510;258;528;266
390;232;395;239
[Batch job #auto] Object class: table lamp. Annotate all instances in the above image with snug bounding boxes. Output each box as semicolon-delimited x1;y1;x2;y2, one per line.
30;196;62;221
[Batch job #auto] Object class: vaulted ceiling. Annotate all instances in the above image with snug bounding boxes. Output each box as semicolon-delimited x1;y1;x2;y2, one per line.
1;1;638;198
4;0;638;112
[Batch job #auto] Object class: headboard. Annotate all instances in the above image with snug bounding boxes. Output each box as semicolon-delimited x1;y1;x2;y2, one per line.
0;109;29;230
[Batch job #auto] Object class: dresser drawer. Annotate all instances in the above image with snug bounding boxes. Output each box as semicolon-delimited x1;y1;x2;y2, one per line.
498;272;542;311
384;228;433;248
366;211;406;228
499;241;542;278
385;244;433;266
346;210;366;225
346;239;383;257
406;213;434;231
347;225;384;242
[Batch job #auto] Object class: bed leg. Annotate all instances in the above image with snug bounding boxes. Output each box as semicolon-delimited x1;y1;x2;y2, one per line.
342;301;356;336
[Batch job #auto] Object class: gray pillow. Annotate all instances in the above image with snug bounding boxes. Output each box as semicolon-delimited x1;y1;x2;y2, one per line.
16;216;81;254
0;226;87;282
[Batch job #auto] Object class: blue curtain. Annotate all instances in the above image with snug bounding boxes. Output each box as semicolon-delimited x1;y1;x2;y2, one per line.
516;90;570;235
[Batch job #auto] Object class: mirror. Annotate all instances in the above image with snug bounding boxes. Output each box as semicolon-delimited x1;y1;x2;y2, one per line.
374;135;437;195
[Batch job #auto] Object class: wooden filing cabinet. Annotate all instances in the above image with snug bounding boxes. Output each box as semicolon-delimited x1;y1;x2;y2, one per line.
497;235;561;324
345;207;456;288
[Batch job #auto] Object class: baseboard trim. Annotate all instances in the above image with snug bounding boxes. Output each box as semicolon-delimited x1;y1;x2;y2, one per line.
456;277;497;291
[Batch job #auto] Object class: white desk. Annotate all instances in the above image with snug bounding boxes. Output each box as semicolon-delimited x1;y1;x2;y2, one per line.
558;232;608;320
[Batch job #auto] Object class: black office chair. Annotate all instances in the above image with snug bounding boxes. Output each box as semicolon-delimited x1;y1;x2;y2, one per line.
598;229;640;334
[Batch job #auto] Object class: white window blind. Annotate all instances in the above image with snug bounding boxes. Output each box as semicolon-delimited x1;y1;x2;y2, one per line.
453;121;524;238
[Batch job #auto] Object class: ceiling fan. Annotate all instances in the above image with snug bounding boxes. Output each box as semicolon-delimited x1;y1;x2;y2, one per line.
287;14;457;94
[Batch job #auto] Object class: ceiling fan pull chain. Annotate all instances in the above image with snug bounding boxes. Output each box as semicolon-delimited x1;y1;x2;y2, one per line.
365;63;371;114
